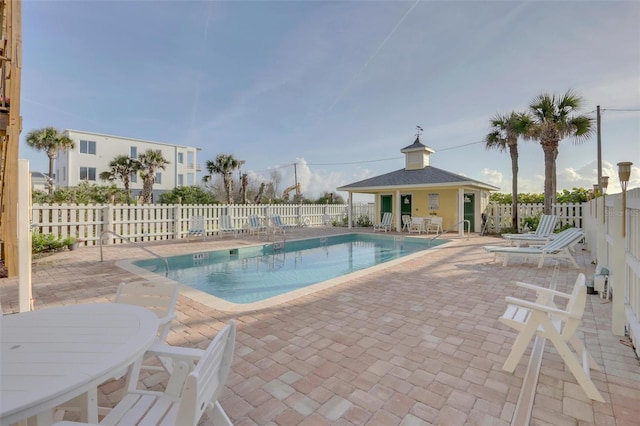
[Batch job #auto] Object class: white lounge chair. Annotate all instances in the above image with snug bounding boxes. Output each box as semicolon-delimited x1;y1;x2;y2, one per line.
54;320;237;426
502;214;558;246
499;274;604;402
187;215;206;241
373;212;393;232
218;215;237;238
483;227;584;268
247;214;267;236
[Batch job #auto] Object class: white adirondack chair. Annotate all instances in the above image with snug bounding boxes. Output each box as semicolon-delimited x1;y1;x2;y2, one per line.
499;273;604;402
54;320;237;426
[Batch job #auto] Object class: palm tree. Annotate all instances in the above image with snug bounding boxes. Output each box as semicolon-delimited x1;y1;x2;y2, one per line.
202;154;245;204
99;155;141;204
485;111;534;231
25;127;75;194
137;149;169;204
528;90;594;214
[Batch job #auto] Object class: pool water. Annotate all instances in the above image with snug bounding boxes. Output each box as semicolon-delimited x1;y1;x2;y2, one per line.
134;234;446;304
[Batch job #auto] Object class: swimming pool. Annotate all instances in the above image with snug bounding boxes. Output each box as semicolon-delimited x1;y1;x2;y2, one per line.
133;233;447;307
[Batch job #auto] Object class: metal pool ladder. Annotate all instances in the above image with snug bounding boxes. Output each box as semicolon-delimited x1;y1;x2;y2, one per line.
99;230;170;277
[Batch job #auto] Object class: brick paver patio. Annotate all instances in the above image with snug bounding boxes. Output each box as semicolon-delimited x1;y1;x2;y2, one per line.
2;227;639;425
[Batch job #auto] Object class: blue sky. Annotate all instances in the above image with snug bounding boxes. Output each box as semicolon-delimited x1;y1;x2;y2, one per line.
20;0;640;201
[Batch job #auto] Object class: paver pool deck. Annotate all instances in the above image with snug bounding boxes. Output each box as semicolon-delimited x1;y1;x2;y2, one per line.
2;227;639;425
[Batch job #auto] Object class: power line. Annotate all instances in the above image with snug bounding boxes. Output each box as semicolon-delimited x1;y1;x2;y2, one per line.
602;108;640;112
306;157;402;166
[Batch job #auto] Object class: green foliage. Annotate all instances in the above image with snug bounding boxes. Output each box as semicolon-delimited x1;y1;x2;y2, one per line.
32;231;68;253
522;214;541;231
314;192;346;204
490;188;589;204
556;188;590;203
355;215;372;227
332;216;349;227
33;181;132;204
158;186;219;205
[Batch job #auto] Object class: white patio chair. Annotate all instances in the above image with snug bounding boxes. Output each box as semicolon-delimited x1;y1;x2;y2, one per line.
401;214;411;231
483;227;584;268
408;217;424;234
53;282;179;421
218;215;238;238
115;281;179;346
186;215;206;241
499;274;604;402
270;214;295;233
247;214;267;236
53;321;237;426
373;212;393;232
425;216;442;234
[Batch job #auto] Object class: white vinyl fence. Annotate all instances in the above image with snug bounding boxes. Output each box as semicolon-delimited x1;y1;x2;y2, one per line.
583;187;640;356
32;203;376;246
483;201;584;232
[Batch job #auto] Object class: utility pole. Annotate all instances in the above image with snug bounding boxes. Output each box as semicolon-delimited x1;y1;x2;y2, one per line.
597;105;602;187
293;163;299;196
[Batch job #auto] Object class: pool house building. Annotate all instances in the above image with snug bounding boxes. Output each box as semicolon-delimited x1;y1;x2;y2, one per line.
337;135;499;234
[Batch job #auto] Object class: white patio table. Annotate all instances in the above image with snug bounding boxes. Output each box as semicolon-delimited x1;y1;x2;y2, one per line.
0;303;159;426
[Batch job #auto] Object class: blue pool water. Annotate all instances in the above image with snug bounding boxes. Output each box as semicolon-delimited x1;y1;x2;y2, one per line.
134;234;446;304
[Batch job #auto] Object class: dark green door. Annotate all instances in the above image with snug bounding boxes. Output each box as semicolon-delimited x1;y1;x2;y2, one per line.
401;194;412;216
380;195;392;220
464;193;475;232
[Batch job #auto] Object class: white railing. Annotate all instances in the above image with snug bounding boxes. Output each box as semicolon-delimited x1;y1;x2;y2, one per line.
583;187;640;356
483;201;584;232
31;203;376;246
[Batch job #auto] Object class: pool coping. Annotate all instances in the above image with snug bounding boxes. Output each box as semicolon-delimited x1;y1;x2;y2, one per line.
115;233;457;313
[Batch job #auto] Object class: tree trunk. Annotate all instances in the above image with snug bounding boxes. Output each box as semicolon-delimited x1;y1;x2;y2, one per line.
509;144;519;231
47;156;55;194
542;145;555;215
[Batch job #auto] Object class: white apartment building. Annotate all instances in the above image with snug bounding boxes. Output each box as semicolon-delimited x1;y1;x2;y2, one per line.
56;130;200;199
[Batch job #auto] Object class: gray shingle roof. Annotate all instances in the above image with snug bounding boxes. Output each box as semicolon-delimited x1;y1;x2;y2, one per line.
400;136;426;151
337;166;499;190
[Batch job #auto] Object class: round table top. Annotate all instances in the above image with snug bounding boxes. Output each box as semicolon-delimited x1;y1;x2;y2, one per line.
0;303;159;425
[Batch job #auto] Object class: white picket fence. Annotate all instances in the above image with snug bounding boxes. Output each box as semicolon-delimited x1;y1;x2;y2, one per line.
32;203;376;245
583;187;640;356
483;201;584;232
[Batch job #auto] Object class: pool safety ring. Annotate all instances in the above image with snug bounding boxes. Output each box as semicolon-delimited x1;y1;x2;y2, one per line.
301;217;311;227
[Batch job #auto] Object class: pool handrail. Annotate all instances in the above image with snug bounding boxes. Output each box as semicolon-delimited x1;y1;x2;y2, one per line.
99;230;170;277
428;219;471;243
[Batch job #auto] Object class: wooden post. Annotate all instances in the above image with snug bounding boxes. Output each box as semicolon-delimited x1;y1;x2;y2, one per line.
0;0;23;277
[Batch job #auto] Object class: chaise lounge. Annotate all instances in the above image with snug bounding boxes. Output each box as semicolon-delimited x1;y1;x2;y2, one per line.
483;227;584;268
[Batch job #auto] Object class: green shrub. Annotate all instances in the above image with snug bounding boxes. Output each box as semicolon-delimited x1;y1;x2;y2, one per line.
522;214;541;231
356;215;372;227
32;231;68;253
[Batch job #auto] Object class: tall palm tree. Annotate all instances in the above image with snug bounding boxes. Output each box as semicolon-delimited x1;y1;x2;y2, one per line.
528;90;594;214
202;154;245;204
138;149;169;204
25;127;75;194
99;155;141;204
485;111;534;231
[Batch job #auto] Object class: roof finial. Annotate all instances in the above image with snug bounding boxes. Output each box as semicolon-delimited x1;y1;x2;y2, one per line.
415;125;423;138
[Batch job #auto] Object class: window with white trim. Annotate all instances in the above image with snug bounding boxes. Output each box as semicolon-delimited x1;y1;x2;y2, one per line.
80;167;96;181
79;140;96;155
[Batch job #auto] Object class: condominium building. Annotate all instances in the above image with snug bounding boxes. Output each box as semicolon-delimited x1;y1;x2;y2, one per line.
56;130;200;199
